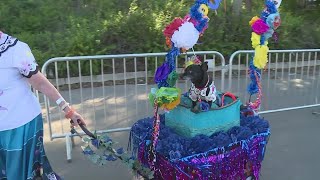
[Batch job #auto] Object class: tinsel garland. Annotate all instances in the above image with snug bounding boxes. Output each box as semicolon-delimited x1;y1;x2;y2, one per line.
148;101;160;170
131;113;270;180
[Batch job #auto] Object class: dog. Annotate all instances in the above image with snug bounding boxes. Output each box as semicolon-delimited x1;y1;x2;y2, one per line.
181;61;217;113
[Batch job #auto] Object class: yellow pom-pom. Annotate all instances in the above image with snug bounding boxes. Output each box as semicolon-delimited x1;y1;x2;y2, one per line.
249;16;260;26
254;45;269;69
251;32;260;49
251;32;268;49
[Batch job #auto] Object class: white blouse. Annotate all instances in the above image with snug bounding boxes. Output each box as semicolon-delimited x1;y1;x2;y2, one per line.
0;33;41;131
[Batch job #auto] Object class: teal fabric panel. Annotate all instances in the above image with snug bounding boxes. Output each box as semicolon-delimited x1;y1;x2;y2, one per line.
166;99;241;138
0;114;61;180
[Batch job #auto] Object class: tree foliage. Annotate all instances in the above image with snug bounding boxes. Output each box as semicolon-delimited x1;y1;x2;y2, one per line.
0;0;319;67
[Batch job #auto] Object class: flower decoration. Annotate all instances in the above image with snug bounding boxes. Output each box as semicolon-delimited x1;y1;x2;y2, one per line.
80;133;154;179
253;45;269;69
163;0;221;51
153;0;221;111
266;12;281;30
146;0;222;171
162;97;181;111
250;0;281;69
251;19;269;35
247;0;282;113
249;16;260;26
163;18;184;38
148;87;181;111
251;32;261;49
80;1;222;178
171;22;200;50
154;63;170;84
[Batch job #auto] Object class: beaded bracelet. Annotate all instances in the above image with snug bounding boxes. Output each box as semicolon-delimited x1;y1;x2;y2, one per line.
60;103;69;111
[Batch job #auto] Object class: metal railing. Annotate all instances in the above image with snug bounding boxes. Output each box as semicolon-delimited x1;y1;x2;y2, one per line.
228;49;320;113
40;49;320;162
41;51;226;161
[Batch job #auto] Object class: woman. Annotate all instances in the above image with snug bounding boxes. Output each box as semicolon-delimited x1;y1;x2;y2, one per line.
0;32;85;179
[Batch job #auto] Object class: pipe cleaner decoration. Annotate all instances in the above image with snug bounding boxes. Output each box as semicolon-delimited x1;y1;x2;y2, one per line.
148;0;221;172
247;0;282;112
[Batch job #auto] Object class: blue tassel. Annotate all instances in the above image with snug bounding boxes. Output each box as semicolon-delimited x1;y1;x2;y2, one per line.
247;59;261;95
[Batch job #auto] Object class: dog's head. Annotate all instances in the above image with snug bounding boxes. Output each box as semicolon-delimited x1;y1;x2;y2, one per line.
181;61;208;84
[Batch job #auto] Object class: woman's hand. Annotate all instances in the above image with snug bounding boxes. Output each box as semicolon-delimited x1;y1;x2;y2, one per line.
70;111;86;128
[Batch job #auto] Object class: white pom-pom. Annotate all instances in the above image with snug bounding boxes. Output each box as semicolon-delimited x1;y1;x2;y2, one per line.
171;22;200;50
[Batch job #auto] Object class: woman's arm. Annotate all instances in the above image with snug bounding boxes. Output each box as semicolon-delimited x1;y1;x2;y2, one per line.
28;71;85;126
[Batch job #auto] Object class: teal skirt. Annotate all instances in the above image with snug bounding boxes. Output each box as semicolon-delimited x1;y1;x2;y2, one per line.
0;114;61;180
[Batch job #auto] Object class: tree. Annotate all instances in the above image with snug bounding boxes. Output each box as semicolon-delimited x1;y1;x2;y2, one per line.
297;0;307;8
245;0;252;12
232;0;243;16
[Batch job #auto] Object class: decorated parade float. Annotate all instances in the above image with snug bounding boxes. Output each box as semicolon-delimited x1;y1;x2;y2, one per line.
77;0;282;179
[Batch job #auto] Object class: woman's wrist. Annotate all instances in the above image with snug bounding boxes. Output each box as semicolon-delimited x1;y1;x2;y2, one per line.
56;97;65;106
64;106;75;119
55;97;75;119
60;102;70;111
58;101;71;113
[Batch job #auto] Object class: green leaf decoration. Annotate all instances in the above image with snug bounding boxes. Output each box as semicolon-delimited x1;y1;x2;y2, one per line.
82;136;91;143
89;154;101;164
167;70;178;87
81;145;93;153
81;133;154;179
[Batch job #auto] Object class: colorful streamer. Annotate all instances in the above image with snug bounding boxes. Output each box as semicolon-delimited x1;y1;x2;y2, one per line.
247;0;282;111
148;0;222;169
